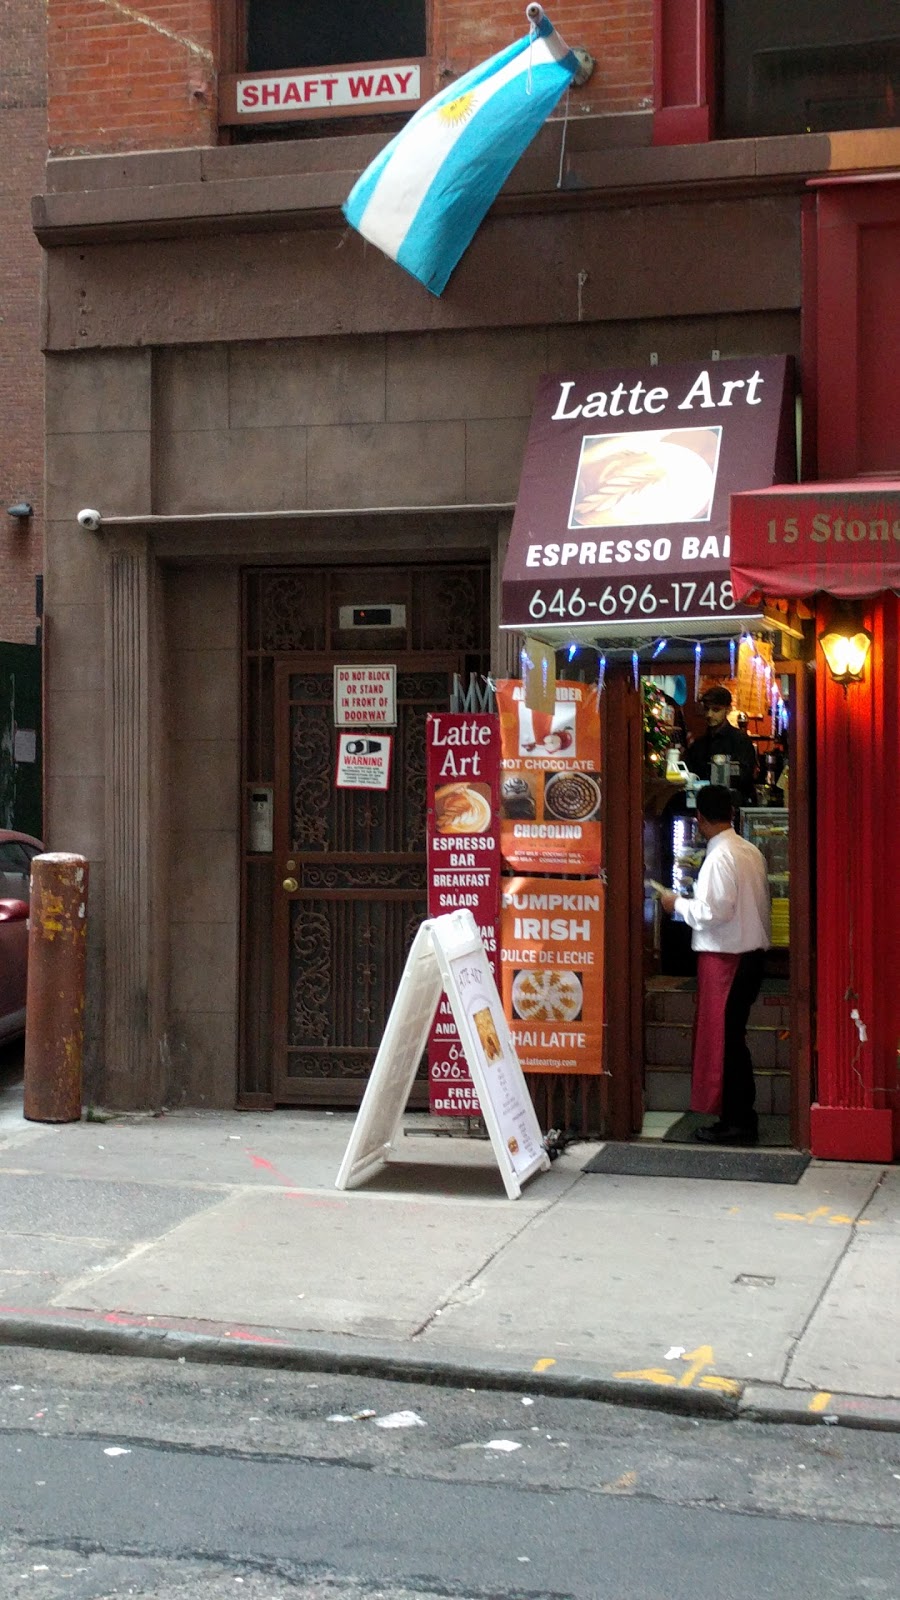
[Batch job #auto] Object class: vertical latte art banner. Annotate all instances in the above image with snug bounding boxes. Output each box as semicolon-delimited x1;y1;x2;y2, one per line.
495;680;602;873
426;714;502;1116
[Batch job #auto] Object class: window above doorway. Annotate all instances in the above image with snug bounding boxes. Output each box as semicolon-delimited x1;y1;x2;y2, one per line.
220;0;429;131
246;0;427;74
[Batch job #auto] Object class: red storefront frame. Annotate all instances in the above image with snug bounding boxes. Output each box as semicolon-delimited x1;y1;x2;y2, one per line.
806;177;900;1162
730;494;900;1163
730;177;900;1162
808;176;900;480
652;0;714;146
812;593;899;1162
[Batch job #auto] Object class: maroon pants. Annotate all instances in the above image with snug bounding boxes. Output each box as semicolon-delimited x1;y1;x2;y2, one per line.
690;950;766;1120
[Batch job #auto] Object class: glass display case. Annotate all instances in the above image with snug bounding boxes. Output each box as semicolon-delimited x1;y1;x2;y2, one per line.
740;807;789;947
671;813;706;907
643;797;706;975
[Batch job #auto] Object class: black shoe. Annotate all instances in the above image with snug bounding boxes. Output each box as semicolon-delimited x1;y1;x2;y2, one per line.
694;1122;758;1146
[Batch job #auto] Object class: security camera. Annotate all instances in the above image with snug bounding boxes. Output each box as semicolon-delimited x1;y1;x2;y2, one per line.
77;508;102;532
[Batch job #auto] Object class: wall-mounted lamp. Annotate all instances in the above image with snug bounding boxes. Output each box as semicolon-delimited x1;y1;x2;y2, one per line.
7;502;33;522
819;606;873;687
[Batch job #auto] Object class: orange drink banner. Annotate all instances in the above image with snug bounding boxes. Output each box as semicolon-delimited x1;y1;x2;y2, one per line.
501;877;605;1074
495;680;602;874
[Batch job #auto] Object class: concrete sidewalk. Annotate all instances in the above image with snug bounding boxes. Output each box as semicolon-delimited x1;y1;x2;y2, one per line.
1;1082;897;1430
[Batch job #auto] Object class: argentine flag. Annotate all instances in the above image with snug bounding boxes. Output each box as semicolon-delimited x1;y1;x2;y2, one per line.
343;5;579;296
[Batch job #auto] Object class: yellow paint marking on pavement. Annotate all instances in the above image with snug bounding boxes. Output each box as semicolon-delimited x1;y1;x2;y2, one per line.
698;1374;742;1396
775;1206;863;1226
808;1391;833;1413
613;1367;677;1386
602;1471;638;1494
615;1346;739;1395
677;1345;715;1387
532;1357;556;1373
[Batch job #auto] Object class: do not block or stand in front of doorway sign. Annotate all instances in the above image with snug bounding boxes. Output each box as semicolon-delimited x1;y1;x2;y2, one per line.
335;909;550;1200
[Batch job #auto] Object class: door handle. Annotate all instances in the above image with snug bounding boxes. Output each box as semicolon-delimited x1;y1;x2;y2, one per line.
282;877;298;892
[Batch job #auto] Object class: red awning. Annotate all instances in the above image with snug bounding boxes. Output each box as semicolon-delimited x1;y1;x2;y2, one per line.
731;481;900;600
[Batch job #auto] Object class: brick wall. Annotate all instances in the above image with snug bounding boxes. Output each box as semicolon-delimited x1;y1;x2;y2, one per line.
432;0;654;112
48;0;653;156
48;0;217;156
0;0;45;642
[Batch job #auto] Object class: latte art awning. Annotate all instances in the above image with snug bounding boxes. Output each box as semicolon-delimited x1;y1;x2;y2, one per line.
502;357;796;639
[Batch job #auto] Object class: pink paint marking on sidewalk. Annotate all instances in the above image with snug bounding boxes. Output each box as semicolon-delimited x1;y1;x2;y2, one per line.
220;1327;290;1345
0;1303;289;1346
244;1148;348;1207
101;1311;159;1328
246;1152;281;1173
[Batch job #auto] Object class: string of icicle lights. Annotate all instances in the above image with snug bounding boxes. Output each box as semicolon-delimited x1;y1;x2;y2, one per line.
517;630;788;735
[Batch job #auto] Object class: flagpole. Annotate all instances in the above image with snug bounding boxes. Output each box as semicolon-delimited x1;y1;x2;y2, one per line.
525;3;572;63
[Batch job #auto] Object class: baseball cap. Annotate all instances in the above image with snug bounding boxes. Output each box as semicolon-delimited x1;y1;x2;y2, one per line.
700;685;732;708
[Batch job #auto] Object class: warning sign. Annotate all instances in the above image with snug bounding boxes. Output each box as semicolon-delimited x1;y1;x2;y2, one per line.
334;665;397;728
336;733;393;790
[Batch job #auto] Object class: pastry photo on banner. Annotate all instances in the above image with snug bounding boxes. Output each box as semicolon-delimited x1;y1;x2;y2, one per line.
495;679;602;874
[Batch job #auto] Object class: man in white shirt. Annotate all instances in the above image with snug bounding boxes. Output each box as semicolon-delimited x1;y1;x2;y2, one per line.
660;785;771;1145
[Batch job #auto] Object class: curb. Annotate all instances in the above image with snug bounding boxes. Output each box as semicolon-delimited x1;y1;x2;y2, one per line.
738;1383;900;1433
2;1310;899;1432
0;1311;736;1419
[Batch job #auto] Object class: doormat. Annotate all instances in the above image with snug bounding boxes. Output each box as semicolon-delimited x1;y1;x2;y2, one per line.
662;1112;789;1147
582;1144;810;1183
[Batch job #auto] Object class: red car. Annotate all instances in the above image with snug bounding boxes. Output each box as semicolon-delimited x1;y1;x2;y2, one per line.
0;831;43;1042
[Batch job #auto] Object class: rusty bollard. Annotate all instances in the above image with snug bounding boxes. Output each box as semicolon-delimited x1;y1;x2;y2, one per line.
23;853;89;1123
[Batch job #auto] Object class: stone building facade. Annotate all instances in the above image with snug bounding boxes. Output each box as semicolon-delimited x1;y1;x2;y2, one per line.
36;2;900;1152
1;0;45;641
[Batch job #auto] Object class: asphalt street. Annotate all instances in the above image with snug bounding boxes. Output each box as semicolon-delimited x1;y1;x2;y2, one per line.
1;1350;898;1599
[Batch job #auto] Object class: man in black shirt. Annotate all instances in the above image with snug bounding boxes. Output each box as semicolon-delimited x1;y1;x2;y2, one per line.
684;685;757;804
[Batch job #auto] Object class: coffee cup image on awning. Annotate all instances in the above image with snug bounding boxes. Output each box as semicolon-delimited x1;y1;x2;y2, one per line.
568;426;722;527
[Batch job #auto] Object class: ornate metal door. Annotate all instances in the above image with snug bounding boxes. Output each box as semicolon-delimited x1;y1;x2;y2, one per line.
273;654;462;1105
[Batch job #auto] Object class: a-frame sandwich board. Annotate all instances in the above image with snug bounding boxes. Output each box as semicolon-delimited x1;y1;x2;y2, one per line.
335;909;550;1200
